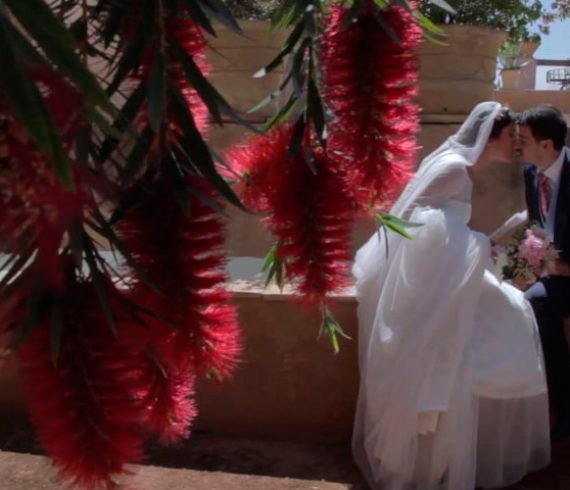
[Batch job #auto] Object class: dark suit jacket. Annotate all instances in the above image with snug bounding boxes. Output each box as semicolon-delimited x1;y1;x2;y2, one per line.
524;147;570;263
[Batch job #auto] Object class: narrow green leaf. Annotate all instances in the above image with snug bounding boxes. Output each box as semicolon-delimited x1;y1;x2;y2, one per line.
0;15;73;189
171;38;256;131
5;0;113;112
99;0;133;47
307;76;326;148
377;213;422;240
163;153;191;214
179;0;216;36
428;0;456;14
146;53;166;133
168;83;245;210
88;210;162;296
106;1;155;95
288;116;306;159
374;9;402;45
262;93;299;132
254;21;305;78
100;81;147;162
379;213;423;229
262;244;277;273
199;0;244;35
122;125;154;181
291;37;310;96
83;236;117;336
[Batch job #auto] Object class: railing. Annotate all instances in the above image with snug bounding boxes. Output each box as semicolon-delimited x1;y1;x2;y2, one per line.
546;69;570;90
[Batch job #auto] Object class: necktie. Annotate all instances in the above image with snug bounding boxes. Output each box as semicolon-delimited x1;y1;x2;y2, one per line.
538;172;552;219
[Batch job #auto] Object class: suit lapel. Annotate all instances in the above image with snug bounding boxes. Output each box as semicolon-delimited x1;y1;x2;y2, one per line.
554;148;570;246
524;165;542;225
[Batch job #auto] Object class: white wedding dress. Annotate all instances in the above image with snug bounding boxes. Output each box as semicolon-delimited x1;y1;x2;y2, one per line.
352;102;550;490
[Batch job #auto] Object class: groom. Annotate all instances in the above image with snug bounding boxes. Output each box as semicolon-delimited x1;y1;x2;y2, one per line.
518;104;570;442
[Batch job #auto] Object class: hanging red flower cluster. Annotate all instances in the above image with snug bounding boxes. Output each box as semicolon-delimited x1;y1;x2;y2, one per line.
114;0;241;446
228;125;356;304
0;68;91;291
3;4;240;487
321;0;422;209
18;276;150;489
228;1;422;305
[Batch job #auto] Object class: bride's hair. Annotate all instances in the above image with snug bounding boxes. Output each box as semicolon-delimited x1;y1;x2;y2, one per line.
489;107;515;139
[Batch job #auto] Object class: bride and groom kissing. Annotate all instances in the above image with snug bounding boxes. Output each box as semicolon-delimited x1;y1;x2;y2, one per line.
351;102;570;490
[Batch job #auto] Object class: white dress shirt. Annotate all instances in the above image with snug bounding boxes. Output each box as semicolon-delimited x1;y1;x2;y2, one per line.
542;149;566;241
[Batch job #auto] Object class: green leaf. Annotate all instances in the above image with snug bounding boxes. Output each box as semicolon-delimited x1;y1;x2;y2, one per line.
377;212;423;239
254;21;305;78
168;82;245;210
319;306;351;355
163;152;191;214
82;235;117;336
428;0;456;15
4;0;113;112
100;81;147;162
106;1;155;95
288;115;306;159
88;210;162;296
374;9;402;45
122;125;155;182
263;244;285;290
170;37;256;131
291;37;311;96
0;14;73;189
146;52;166;133
262;244;278;273
262;93;299;132
99;0;134;47
307;76;326;147
199;0;244;36
50;302;64;366
179;0;216;36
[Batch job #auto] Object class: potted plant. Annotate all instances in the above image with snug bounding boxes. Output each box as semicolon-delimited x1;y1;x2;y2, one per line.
498;39;535;89
417;0;546;113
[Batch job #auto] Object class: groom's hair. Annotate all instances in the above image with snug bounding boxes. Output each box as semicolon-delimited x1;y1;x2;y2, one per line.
489;107;515;139
519;105;568;151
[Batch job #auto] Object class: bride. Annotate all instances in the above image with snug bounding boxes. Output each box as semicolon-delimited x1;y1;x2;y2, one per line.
352;101;550;490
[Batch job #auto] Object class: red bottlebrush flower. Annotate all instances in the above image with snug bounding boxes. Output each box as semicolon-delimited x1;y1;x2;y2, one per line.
0;109;94;290
123;3;210;138
139;352;198;444
17;278;150;489
230;125;356;303
225;125;293;212
118;175;242;381
321;0;422;209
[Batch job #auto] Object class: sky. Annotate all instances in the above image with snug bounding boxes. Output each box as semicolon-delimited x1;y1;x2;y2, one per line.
528;19;570;89
533;19;570;60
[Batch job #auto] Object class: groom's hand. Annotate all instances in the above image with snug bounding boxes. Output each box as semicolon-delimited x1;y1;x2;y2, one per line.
544;259;570;277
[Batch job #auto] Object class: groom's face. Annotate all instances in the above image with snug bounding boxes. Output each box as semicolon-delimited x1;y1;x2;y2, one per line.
518;125;545;166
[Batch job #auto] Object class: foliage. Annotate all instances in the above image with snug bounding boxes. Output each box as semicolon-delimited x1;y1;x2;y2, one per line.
221;0;281;19
419;0;547;41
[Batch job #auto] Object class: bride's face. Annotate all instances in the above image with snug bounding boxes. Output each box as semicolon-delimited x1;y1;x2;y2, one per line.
487;123;516;163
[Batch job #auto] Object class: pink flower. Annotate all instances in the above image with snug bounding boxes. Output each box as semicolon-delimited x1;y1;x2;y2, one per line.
519;229;548;267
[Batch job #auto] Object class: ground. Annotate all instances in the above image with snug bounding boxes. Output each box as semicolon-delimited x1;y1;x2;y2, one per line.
0;413;569;489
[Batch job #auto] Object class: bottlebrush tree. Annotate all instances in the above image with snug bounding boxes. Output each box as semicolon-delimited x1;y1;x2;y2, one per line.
0;0;448;487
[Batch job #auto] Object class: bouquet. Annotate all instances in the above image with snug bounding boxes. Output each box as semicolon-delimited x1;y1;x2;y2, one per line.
500;224;560;290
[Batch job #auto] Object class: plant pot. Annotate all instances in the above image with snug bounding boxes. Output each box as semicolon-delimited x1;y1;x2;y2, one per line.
519;40;540;59
501;69;520;89
418;25;507;114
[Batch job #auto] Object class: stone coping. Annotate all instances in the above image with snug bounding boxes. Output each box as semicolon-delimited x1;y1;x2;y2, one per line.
0;254;358;304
